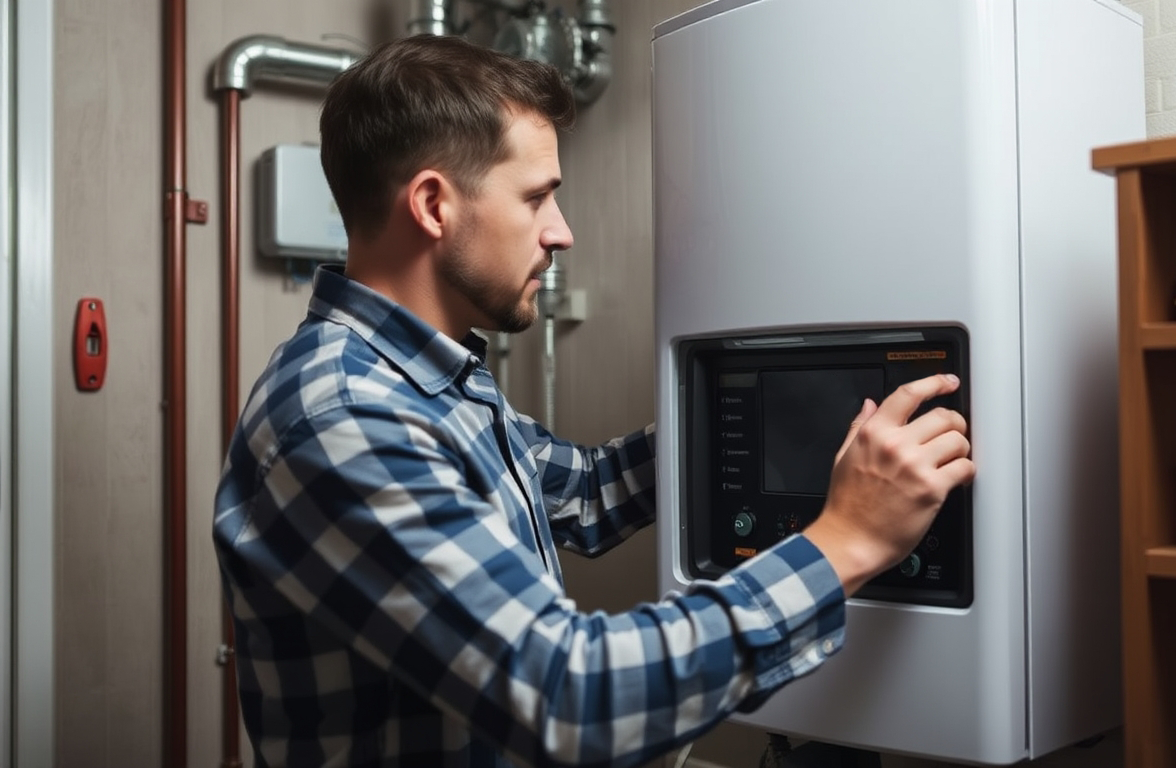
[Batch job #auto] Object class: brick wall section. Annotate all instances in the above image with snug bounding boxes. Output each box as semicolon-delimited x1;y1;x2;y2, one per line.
1123;0;1176;135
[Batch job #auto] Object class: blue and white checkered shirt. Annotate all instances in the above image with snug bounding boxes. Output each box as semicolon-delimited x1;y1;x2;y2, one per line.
214;264;847;768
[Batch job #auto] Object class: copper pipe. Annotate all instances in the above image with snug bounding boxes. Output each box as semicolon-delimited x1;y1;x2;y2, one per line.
164;0;188;764
211;35;356;768
219;88;244;768
221;93;241;458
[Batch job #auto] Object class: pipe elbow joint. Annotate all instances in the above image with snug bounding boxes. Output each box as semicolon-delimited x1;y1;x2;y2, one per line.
213;35;361;95
213;35;284;94
571;25;612;105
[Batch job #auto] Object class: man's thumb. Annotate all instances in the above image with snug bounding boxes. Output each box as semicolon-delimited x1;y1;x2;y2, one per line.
834;398;877;465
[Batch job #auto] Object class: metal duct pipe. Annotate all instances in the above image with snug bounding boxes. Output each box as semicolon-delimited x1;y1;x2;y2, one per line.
407;0;457;36
571;0;612;104
213;36;361;95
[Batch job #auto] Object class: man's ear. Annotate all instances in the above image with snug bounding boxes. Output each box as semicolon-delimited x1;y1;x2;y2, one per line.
405;169;451;241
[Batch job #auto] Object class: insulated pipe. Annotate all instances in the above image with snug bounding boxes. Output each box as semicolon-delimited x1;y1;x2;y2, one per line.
211;36;358;768
163;0;188;765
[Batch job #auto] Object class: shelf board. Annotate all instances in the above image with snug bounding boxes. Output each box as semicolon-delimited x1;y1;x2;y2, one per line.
1146;547;1176;579
1093;136;1176;173
1141;323;1176;350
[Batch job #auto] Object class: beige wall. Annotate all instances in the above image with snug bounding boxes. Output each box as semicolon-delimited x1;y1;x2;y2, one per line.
53;1;743;765
54;0;164;765
1126;0;1176;136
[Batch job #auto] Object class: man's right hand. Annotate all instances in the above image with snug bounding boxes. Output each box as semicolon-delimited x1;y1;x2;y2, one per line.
803;374;976;596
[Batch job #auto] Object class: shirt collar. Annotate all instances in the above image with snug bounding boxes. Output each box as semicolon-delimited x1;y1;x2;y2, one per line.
306;264;487;396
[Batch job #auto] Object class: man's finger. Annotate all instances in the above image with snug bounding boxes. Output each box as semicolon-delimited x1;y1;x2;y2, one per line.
834;398;877;464
936;455;977;489
921;430;972;470
873;374;961;426
905;407;968;446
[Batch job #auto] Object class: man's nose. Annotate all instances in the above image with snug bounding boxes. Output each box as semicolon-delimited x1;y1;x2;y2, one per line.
542;206;574;252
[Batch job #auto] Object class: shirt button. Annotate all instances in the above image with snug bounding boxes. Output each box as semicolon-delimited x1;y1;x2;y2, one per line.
822;639;836;655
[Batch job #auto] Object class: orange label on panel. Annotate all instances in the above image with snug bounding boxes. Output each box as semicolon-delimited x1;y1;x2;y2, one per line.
886;350;947;361
734;547;757;558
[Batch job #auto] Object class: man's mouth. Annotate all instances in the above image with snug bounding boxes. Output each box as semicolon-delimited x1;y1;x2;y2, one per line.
530;256;554;282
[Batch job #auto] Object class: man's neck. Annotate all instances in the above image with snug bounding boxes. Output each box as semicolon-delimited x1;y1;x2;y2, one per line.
345;242;471;342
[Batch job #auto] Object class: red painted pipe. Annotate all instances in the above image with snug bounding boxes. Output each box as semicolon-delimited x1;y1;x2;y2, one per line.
163;0;188;764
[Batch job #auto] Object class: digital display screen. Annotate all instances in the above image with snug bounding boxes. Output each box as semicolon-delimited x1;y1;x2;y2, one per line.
761;368;885;495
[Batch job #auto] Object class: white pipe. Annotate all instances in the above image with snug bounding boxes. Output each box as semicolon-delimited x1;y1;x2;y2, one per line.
537;253;566;431
542;317;556;431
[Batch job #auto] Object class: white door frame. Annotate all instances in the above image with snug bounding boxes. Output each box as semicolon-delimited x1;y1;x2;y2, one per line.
0;1;12;759
9;0;56;765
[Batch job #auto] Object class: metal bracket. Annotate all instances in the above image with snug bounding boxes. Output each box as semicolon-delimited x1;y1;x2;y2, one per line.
215;644;235;666
186;199;209;224
555;288;588;323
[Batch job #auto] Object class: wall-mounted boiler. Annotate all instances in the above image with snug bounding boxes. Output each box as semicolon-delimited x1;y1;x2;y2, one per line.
654;0;1143;762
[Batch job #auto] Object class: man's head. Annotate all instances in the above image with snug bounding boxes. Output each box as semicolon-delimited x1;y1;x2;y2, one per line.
320;34;576;242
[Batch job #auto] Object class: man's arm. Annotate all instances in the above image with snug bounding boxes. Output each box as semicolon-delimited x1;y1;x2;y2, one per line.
216;402;841;768
517;417;658;558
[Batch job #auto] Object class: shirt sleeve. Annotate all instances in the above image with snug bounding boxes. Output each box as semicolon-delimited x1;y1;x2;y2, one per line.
216;401;845;768
514;416;658;558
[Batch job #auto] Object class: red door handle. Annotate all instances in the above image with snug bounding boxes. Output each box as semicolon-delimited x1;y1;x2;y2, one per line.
74;298;107;392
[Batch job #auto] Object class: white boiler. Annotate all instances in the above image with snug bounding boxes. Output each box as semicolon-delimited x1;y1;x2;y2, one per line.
653;0;1143;763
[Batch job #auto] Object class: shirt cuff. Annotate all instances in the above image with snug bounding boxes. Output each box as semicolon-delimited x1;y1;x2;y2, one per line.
727;534;847;708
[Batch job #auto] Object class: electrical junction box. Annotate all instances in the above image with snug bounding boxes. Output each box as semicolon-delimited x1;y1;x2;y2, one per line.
257;144;347;261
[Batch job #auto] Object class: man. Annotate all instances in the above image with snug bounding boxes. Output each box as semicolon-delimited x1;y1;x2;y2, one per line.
213;34;975;768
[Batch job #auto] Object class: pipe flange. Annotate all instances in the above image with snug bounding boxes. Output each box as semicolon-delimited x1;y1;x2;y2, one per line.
494;13;572;70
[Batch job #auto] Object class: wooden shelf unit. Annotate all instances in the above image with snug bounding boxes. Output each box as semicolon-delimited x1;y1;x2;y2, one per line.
1093;138;1176;768
1146;546;1176;579
1139;323;1176;350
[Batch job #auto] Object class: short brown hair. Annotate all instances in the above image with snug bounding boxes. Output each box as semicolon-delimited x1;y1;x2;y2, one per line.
319;35;576;240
